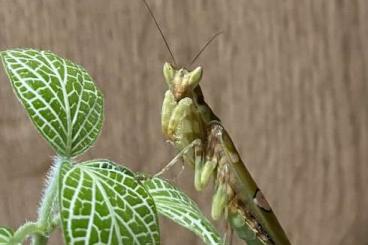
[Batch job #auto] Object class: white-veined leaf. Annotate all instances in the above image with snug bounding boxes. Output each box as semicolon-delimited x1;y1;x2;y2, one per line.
143;177;223;245
1;49;103;157
59;160;160;245
0;226;15;245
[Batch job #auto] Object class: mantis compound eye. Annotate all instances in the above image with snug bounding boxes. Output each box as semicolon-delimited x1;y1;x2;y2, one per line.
188;66;202;88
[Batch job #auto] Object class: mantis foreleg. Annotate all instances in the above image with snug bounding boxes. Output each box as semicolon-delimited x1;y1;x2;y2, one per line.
154;139;201;177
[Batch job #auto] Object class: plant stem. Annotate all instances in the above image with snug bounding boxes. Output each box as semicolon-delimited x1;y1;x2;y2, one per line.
10;222;41;244
31;157;66;245
31;234;48;245
9;158;67;244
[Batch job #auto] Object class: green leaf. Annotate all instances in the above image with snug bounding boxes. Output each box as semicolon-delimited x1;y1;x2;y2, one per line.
1;49;103;157
59;160;160;245
143;177;223;245
0;226;13;244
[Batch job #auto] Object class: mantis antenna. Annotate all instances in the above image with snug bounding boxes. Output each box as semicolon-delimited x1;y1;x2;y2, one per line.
188;31;223;67
141;0;177;66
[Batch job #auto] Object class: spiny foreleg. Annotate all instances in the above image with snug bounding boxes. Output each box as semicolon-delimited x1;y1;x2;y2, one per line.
194;139;218;191
205;122;237;220
161;90;177;139
154;139;201;177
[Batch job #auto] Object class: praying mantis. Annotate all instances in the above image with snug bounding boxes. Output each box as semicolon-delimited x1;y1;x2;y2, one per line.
159;64;290;245
142;1;291;244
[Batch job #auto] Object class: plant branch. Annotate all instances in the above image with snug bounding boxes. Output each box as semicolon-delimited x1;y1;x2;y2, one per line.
10;222;41;244
31;157;67;245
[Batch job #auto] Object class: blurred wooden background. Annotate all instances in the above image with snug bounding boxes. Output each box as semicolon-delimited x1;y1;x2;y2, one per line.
0;0;367;244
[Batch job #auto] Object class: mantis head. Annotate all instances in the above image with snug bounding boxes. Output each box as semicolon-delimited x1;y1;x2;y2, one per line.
163;62;203;101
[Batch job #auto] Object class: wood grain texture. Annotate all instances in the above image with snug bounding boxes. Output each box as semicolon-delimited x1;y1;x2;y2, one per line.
0;0;367;244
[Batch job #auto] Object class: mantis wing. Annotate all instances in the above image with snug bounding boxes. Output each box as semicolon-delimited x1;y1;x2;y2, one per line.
209;122;290;245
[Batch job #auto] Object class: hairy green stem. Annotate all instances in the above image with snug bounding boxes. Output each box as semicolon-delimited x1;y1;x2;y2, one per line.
10;222;41;244
49;215;61;233
31;234;48;245
9;201;62;244
28;216;61;245
31;157;66;245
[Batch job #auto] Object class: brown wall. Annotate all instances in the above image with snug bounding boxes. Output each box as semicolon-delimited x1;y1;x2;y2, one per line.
0;0;367;244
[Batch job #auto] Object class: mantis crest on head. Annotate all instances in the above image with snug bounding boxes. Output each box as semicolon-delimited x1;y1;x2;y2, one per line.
142;0;291;244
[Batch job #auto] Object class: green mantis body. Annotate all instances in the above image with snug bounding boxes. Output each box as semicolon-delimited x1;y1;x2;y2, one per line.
161;63;290;244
